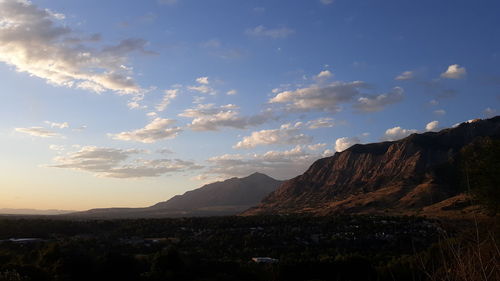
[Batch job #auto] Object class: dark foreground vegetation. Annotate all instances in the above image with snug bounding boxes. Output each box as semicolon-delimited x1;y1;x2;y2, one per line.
0;215;498;281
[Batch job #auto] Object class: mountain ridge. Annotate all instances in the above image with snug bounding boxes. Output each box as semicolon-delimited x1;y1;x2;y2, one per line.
69;172;282;218
243;116;500;217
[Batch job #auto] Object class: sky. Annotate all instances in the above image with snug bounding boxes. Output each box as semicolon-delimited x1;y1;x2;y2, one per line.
0;0;499;211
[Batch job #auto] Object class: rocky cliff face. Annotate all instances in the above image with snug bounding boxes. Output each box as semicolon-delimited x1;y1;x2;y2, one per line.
244;117;500;216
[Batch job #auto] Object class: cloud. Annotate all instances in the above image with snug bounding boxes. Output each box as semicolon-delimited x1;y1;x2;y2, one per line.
320;0;334;4
156;89;178;112
226;89;237;95
49;146;201;178
308;143;327;151
382;126;418;141
269;81;367;112
335;137;360;152
434;109;446;115
353;87;404;112
109;118;182;143
234;123;312;149
15;127;60;138
246;25;295;39
179;103;273;131
306;117;336;129
44;121;69;129
425;120;439;131
441;64;466;79
195;76;209;85
0;0;145;94
316;70;333;80
203;145;320;180
395;71;414;81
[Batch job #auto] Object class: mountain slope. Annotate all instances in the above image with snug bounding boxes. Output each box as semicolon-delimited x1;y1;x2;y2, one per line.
243;117;500;217
151;172;282;212
70;172;282;218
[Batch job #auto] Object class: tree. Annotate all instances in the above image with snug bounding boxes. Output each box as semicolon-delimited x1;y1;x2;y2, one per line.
460;137;500;214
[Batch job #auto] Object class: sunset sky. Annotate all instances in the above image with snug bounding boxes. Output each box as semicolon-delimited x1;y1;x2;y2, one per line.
1;0;499;211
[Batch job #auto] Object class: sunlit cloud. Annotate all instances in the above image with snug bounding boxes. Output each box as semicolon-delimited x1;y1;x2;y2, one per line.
440;64;467;79
109;118;182;143
395;70;414;81
179;103;273;131
15;127;60;138
335;137;360;152
0;0;146;94
48;146;202;178
234;123;312;149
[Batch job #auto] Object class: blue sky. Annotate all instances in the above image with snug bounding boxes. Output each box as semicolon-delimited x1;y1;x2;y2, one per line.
0;0;498;210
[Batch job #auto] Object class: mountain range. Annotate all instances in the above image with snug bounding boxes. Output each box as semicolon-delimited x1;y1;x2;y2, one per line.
243;116;500;217
68;172;282;218
66;116;499;219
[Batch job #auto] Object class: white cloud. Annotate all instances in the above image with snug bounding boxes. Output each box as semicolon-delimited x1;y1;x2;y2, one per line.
179;103;272;131
353;87;404;112
308;143;327;151
44;121;69;129
0;0;145;94
246;25;295;39
187;84;216;95
204;145;319;180
316;70;333;79
195;76;209;85
335;137;360;152
395;70;414;81
155;89;178;112
234;123;312;149
441;64;467;79
226;89;237;95
306;117;335;129
269;81;367;112
15;127;60;138
429;99;439;106
109;118;182;143
49;146;201;178
425;120;439;131
382;126;418;141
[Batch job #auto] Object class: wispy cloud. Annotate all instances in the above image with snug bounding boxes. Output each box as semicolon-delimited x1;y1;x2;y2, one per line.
353;87;404;112
15;127;60;138
49;146;201;178
269;81;367;112
395;70;414;81
246;25;295;39
203;145;322;180
109;118;182;143
179;103;273;131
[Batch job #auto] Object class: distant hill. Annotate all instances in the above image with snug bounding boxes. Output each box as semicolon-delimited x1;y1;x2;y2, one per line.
243;116;500;217
0;208;75;215
69;172;282;218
